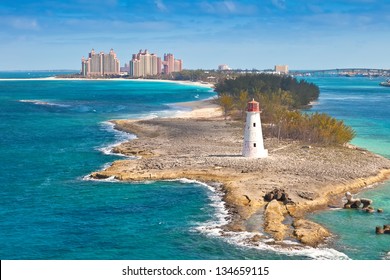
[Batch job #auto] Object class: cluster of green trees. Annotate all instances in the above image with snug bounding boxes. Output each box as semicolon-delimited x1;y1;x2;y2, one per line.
215;74;320;108
170;70;211;81
263;110;356;145
215;74;355;145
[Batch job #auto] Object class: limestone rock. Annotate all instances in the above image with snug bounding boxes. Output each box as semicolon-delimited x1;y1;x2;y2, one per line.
263;200;287;241
293;219;330;247
250;234;263;243
344;192;373;209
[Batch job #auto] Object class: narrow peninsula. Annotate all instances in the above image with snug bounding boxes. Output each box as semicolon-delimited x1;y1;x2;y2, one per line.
89;99;390;248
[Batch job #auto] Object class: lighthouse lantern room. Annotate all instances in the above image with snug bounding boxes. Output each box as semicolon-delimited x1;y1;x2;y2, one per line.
242;99;268;158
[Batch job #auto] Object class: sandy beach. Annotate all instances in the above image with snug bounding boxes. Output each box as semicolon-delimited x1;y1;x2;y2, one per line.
88;99;390;248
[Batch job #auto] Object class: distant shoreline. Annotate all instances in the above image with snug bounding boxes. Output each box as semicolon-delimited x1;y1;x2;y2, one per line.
0;76;215;89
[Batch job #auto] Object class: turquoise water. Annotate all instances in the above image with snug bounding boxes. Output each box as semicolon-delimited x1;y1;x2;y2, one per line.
306;76;390;260
0;73;389;260
0;72;304;260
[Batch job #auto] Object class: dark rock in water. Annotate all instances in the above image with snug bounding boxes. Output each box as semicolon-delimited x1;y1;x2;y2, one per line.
361;198;373;209
365;208;375;213
376;226;384;234
375;225;390;234
91;173;110;179
377;208;383;213
344;192;374;210
350;200;362;208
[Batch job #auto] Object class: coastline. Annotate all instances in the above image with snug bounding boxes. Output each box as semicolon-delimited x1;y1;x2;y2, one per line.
88;98;390;250
0;76;215;89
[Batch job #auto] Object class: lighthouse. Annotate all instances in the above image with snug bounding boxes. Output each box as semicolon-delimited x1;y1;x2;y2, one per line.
242;99;268;158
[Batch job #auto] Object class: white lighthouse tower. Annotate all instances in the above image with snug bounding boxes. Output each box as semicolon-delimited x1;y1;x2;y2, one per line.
242;99;268;158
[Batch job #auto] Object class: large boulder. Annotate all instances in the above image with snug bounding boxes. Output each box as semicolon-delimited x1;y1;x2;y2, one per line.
263;200;287;241
293;219;330;247
264;188;293;204
375;225;390;234
344;192;373;210
360;198;373;209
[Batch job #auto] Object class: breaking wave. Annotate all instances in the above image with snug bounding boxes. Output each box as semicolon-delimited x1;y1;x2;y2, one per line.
97;121;137;157
19;99;70;107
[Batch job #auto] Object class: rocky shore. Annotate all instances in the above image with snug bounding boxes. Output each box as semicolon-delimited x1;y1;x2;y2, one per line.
89;101;390;248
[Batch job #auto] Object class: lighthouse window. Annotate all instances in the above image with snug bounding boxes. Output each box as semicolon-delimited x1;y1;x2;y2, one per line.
253;143;257;147
253;123;256;127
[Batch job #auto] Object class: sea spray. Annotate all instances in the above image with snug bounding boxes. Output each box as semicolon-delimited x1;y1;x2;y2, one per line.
165;178;230;232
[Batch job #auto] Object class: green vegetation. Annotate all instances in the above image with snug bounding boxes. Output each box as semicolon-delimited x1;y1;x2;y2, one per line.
215;74;320;108
215;74;355;145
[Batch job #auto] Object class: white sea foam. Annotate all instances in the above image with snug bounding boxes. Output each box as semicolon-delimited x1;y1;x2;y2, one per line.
82;174;119;182
166;178;229;231
170;178;350;260
124;108;190;120
19;99;70;107
212;228;350;260
97;121;137;157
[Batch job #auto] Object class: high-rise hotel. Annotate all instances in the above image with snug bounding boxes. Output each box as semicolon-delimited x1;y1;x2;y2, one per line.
129;50;182;77
81;49;120;77
129;49;161;77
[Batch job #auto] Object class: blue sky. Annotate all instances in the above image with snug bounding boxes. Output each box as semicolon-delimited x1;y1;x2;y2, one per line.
1;0;389;70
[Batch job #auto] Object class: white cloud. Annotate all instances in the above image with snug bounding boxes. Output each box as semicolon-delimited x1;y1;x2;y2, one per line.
223;1;237;13
272;0;286;9
155;0;168;12
199;1;255;15
4;17;40;31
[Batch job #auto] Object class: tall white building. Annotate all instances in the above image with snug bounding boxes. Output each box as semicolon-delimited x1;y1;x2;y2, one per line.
218;64;230;71
242;99;268;158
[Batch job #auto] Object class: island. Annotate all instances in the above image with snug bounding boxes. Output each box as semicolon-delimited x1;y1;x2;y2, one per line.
88;99;390;248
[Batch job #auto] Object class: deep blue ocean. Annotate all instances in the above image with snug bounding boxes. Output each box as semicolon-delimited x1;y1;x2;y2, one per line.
0;72;389;260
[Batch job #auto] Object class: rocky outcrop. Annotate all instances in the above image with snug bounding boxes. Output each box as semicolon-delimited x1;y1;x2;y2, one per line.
344;192;373;209
264;188;293;204
263;200;288;241
293;219;331;247
376;225;390;234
